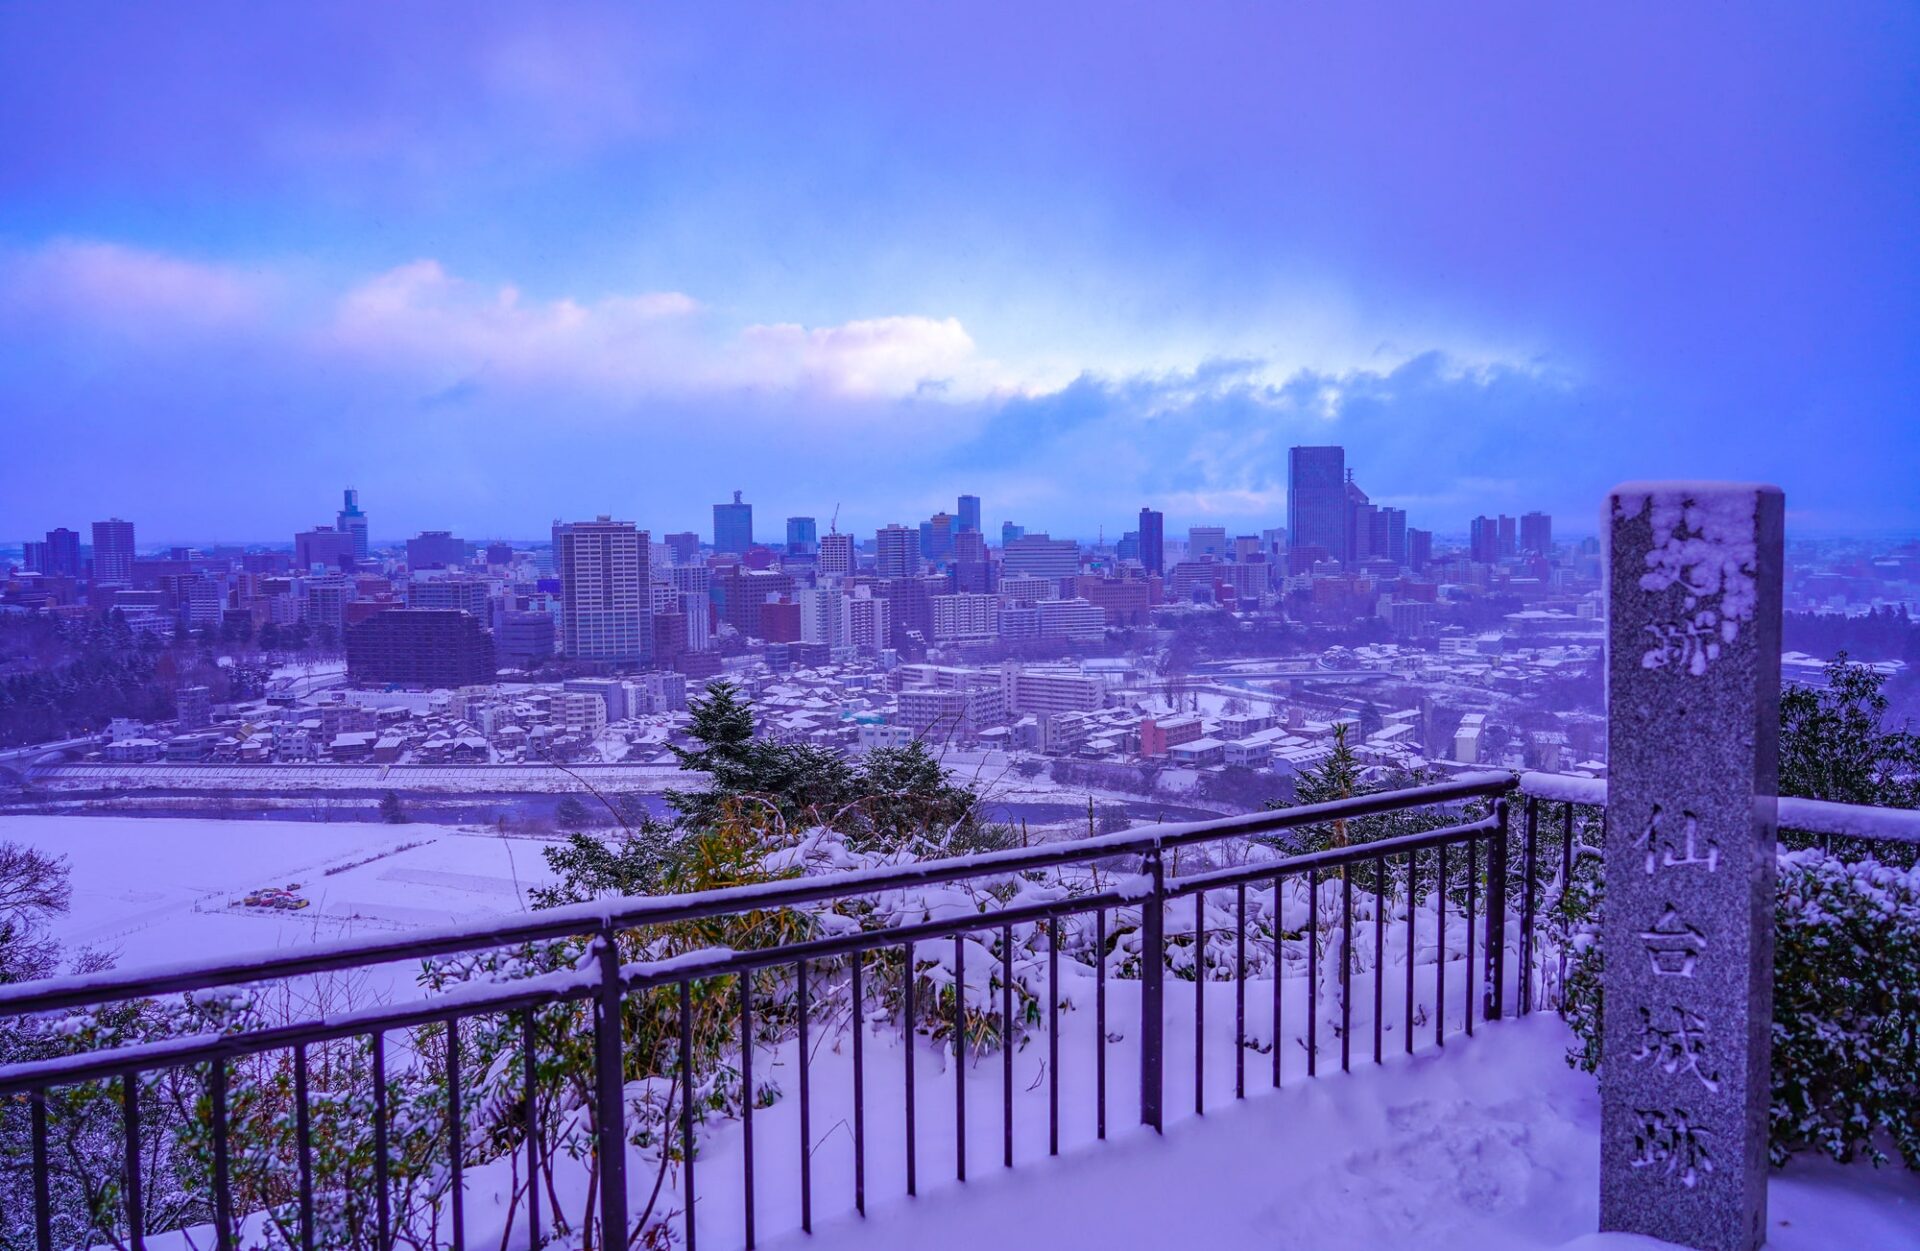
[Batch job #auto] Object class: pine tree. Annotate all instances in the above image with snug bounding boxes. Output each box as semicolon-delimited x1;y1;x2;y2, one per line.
1292;722;1361;848
378;790;407;824
669;681;757;777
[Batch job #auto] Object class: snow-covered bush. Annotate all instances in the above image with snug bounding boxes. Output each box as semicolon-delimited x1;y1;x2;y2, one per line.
1563;844;1920;1169
1769;848;1920;1168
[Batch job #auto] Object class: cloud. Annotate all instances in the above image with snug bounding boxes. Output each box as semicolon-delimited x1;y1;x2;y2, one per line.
0;240;263;330
737;316;989;397
0;236;1884;542
0;242;1022;410
941;352;1600;530
321;258;1019;403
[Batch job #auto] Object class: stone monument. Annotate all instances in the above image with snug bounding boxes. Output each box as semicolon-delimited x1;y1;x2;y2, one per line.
1603;483;1782;1251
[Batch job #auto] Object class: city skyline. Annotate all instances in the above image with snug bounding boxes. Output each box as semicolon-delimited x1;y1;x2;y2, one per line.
4;6;1918;541
8;480;1568;555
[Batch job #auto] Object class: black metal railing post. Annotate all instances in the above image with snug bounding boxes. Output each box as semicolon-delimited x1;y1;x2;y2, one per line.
592;925;630;1250
1139;843;1166;1133
1486;797;1509;1022
1520;797;1538;1015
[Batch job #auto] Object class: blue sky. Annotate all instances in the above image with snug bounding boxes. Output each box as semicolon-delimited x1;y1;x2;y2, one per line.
3;4;1917;545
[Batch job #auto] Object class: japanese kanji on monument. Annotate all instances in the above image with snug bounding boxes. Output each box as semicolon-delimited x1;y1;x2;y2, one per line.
1602;483;1784;1251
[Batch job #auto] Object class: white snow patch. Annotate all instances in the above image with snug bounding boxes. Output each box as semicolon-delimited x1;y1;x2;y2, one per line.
1613;484;1764;676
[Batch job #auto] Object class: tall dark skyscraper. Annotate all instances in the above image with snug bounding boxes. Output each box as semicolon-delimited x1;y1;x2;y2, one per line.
1408;528;1433;573
713;490;754;554
786;516;818;555
957;494;981;534
1520;511;1552;555
1374;506;1408;566
337;487;369;560
91;517;135;585
1137;507;1164;575
42;527;81;578
1470;515;1501;564
1287;446;1347;565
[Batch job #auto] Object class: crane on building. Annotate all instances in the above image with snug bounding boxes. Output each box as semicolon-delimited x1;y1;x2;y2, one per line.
829;503;840;534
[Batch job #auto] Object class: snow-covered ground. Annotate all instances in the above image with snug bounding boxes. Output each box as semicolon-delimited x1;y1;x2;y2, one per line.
777;1015;1918;1251
6;816;1914;1250
0;814;558;995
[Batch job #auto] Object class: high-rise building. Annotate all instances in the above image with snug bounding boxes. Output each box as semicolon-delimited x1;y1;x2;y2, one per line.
760;600;803;643
1469;516;1501;564
39;528;81;578
845;593;891;652
1000;521;1025;547
931;593;1000;642
1364;507;1408;566
302;575;354;631
407;531;466;569
1408;528;1433;572
1287;447;1347;566
819;532;855;579
1187;526;1227;560
796;587;846;644
295;526;356;573
952;527;990;593
408;575;492;619
785;516;818;555
957;494;982;534
664;532;700;565
1344;478;1373;565
679;590;712;652
876;525;919;579
922;512;955;561
346;609;497;688
553;517;648;666
714;490;754;554
91;518;135;585
877;576;937;650
1498;514;1517;559
1520;511;1552;556
178;575;224;629
1002;534;1080;580
1138;508;1165;575
496;610;556;667
337;488;369;560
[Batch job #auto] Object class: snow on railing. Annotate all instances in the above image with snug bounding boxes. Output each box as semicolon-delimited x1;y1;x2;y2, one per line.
1517;771;1920;844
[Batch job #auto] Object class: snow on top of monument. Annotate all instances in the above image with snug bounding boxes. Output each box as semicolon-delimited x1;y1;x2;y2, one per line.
1610;482;1775;676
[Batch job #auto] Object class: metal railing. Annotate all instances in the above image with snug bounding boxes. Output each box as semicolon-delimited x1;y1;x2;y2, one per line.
0;769;1561;1250
1508;771;1920;1015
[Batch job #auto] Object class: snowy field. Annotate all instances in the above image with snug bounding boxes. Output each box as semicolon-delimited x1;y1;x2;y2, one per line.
0;814;559;995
